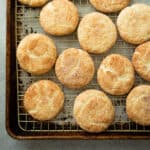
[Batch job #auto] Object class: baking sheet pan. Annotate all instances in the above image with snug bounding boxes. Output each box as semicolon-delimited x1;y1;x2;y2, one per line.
6;0;150;139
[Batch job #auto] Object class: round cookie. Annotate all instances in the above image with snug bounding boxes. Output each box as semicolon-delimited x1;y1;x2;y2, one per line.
24;80;64;121
73;89;115;133
78;12;117;54
126;85;150;126
117;4;150;44
90;0;130;13
132;41;150;81
40;0;79;36
17;33;57;75
18;0;48;7
97;54;134;95
55;48;95;89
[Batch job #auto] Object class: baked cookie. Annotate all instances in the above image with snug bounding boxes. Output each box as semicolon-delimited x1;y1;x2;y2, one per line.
97;54;134;95
78;12;117;54
17;33;57;75
117;4;150;44
55;48;95;89
90;0;130;13
40;0;79;36
73;89;115;133
126;85;150;126
24;80;64;121
18;0;48;7
132;41;150;81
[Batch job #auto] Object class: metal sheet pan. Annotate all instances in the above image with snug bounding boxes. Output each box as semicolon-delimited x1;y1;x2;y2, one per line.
6;0;150;139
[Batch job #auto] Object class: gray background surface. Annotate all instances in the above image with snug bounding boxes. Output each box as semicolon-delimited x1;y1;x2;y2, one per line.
0;0;150;149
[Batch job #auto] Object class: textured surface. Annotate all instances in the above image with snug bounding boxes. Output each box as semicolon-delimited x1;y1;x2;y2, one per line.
73;89;115;132
24;80;64;121
40;0;79;35
126;85;150;126
55;48;95;89
90;0;130;13
97;54;134;95
18;0;48;7
117;3;150;44
78;12;117;54
1;0;150;149
132;41;150;81
17;33;57;75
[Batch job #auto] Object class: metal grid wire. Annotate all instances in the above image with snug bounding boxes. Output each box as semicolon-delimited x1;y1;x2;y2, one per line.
15;0;150;132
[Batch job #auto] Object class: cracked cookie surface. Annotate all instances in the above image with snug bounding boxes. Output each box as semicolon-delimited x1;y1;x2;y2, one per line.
117;4;150;44
17;33;57;75
73;89;115;132
126;85;150;126
24;80;64;121
132;41;150;81
90;0;130;13
18;0;48;7
78;12;117;54
97;54;134;95
55;48;95;89
40;0;79;36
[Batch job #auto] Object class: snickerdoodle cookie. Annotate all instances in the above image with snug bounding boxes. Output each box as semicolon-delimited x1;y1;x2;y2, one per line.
78;12;117;54
73;89;115;132
117;4;150;44
17;33;57;75
40;0;79;36
126;85;150;126
132;41;150;81
55;48;95;89
90;0;130;13
24;80;64;121
18;0;48;7
97;54;134;95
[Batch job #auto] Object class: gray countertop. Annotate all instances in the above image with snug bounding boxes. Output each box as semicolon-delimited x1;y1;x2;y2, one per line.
0;0;149;149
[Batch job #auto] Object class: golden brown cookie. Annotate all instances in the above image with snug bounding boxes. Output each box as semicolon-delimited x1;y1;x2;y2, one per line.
55;48;95;89
78;12;117;54
73;89;115;133
97;54;134;95
18;0;48;7
132;41;150;81
126;85;150;126
40;0;79;36
17;33;57;75
24;80;64;121
117;4;150;44
90;0;130;13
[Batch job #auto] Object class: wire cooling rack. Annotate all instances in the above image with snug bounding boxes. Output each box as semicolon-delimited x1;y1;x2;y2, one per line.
15;0;150;132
